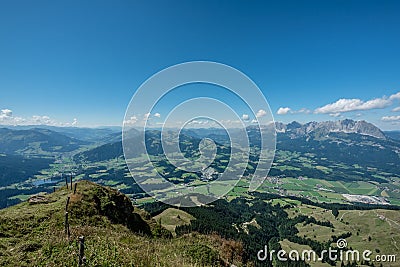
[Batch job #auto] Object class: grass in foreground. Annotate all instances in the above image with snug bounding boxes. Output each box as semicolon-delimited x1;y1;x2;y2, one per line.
0;181;243;266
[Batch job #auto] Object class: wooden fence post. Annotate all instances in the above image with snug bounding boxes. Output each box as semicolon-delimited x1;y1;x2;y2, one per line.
66;196;70;211
78;236;85;266
65;174;68;189
65;211;70;238
70;174;73;191
74;183;77;194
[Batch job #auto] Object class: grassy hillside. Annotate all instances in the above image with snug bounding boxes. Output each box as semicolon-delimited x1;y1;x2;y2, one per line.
277;198;400;266
1;179;399;266
0;181;243;266
287;204;400;257
0;128;87;156
154;208;195;236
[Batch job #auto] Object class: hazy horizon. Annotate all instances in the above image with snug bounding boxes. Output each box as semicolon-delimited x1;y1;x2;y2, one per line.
1;117;400;131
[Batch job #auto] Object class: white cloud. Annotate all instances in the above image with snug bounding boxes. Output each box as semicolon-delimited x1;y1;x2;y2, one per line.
271;92;399;118
382;115;400;121
219;119;242;126
32;115;53;125
154;113;161;118
0;108;78;127
251;119;258;123
143;113;151;120
276;107;311;115
297;108;311;114
277;107;291;115
186;119;224;128
0;109;12;118
242;114;249;121
124;113;154;126
314;91;400;115
315;99;364;114
123;116;138;125
361;97;392;109
0;109;18;123
389;92;400;100
188;119;209;125
256;109;267;118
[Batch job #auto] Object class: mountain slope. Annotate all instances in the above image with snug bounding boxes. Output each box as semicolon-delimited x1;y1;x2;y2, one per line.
0;125;121;143
0;128;88;156
0;181;243;267
244;120;400;180
275;119;386;139
0;154;53;187
74;130;229;163
275;131;400;177
385;130;400;141
1;181;399;266
74;120;400;184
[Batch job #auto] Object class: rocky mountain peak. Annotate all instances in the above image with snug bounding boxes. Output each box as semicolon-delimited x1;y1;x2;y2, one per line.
274;119;386;139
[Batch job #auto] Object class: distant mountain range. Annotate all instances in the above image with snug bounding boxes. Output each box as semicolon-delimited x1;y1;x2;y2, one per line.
1;119;400;209
0;120;398;155
0;127;88;155
275;119;386;139
0;119;396;142
0;125;121;142
68;120;400;179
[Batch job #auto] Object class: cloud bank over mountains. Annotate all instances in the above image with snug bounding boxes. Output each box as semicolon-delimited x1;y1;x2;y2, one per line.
277;91;400;122
0;108;77;127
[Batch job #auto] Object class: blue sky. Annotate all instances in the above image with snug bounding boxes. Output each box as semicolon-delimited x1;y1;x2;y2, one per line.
0;0;399;129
